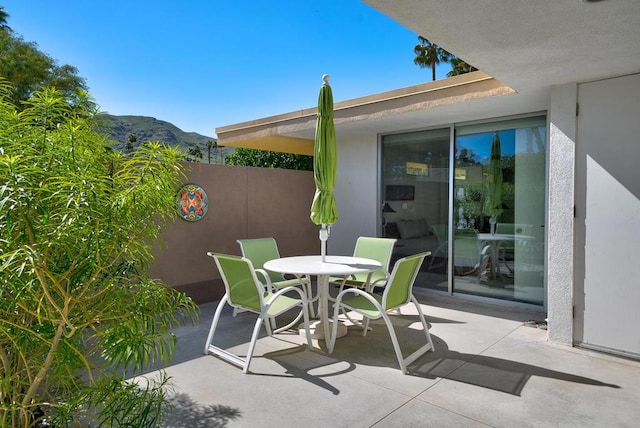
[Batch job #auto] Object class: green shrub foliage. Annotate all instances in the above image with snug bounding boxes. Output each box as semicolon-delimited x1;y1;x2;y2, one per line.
0;84;198;427
224;147;313;171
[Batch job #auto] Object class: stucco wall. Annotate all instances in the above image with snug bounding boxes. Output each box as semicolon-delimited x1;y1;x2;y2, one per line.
330;134;380;256
150;163;319;303
547;83;577;345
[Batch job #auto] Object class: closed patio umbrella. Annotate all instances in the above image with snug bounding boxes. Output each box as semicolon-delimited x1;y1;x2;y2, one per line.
310;74;339;261
483;131;503;234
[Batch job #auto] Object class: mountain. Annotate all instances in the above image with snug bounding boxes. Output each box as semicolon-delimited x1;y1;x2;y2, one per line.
99;114;233;162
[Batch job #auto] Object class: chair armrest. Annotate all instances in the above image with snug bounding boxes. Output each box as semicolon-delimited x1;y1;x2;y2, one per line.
368;276;389;292
265;284;308;305
255;269;275;292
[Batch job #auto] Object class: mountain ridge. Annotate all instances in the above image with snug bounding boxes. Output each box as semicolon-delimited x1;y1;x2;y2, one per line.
99;114;235;163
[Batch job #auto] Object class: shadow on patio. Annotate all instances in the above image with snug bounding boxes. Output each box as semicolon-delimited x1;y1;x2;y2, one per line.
140;293;637;427
259;315;620;396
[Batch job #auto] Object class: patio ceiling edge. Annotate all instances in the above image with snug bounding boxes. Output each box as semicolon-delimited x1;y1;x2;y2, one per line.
215;71;514;155
216;135;314;156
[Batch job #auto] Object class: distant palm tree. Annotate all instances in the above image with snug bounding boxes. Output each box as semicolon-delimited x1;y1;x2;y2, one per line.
206;140;214;163
188;144;203;161
126;133;137;153
413;36;452;81
448;57;478;77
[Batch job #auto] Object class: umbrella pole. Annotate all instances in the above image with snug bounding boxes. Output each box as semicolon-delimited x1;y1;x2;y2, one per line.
320;224;329;262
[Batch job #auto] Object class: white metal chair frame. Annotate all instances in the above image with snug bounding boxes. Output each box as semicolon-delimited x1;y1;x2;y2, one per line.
329;236;397;293
237;237;316;318
327;252;434;374
327;237;396;329
204;253;312;374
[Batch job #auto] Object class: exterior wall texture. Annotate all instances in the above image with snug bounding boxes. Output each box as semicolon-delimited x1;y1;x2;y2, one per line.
330;134;380;256
150;163;319;303
547;83;578;345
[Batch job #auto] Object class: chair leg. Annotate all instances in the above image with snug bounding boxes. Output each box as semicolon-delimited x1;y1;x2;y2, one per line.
362;316;371;337
243;313;266;374
380;311;408;374
244;292;312;372
205;295;257;370
411;295;435;352
266;316;274;335
381;297;435;375
204;294;228;355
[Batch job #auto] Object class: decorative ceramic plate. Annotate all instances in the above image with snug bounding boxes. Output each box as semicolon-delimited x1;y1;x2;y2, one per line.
177;183;208;221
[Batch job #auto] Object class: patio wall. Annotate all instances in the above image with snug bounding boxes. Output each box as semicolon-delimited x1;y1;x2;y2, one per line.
150;162;319;303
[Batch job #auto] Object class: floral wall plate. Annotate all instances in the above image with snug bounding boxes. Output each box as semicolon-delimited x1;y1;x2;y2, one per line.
177;183;208;222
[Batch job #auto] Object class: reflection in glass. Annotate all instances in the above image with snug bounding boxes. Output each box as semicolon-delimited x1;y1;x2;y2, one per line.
381;128;450;292
454;117;546;305
379;116;546;306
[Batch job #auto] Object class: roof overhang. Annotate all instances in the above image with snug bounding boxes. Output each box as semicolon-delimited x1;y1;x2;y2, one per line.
216;71;517;153
218;135;315;156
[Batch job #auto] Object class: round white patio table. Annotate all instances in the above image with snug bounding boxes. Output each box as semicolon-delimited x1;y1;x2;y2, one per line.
263;255;382;343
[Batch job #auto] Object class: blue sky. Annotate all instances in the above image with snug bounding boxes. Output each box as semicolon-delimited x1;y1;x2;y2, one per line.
3;1;451;137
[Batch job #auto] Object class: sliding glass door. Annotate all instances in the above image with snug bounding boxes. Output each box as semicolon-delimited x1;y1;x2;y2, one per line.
380;116;546;306
454;116;546;305
381;128;450;292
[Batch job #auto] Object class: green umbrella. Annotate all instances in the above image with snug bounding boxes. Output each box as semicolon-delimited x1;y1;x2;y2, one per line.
483;131;503;234
310;74;339;261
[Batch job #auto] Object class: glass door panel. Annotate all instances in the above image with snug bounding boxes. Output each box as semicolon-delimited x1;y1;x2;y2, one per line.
381;128;450;292
454;117;546;305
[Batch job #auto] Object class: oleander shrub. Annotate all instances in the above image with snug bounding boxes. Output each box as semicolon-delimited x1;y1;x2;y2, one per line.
0;84;198;427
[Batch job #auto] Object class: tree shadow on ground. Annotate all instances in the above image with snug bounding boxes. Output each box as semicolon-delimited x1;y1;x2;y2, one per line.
163;393;241;428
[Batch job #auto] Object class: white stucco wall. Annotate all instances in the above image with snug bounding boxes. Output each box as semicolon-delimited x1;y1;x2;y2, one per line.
547;83;577;345
330;133;379;256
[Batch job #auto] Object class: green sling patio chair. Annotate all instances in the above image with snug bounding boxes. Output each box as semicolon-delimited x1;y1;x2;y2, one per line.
427;224;448;270
329;236;397;293
327;252;434;374
204;253;312;374
453;229;491;282
237;237;315;318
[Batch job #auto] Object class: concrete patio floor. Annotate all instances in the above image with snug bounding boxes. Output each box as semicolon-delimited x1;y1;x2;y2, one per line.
144;291;640;427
